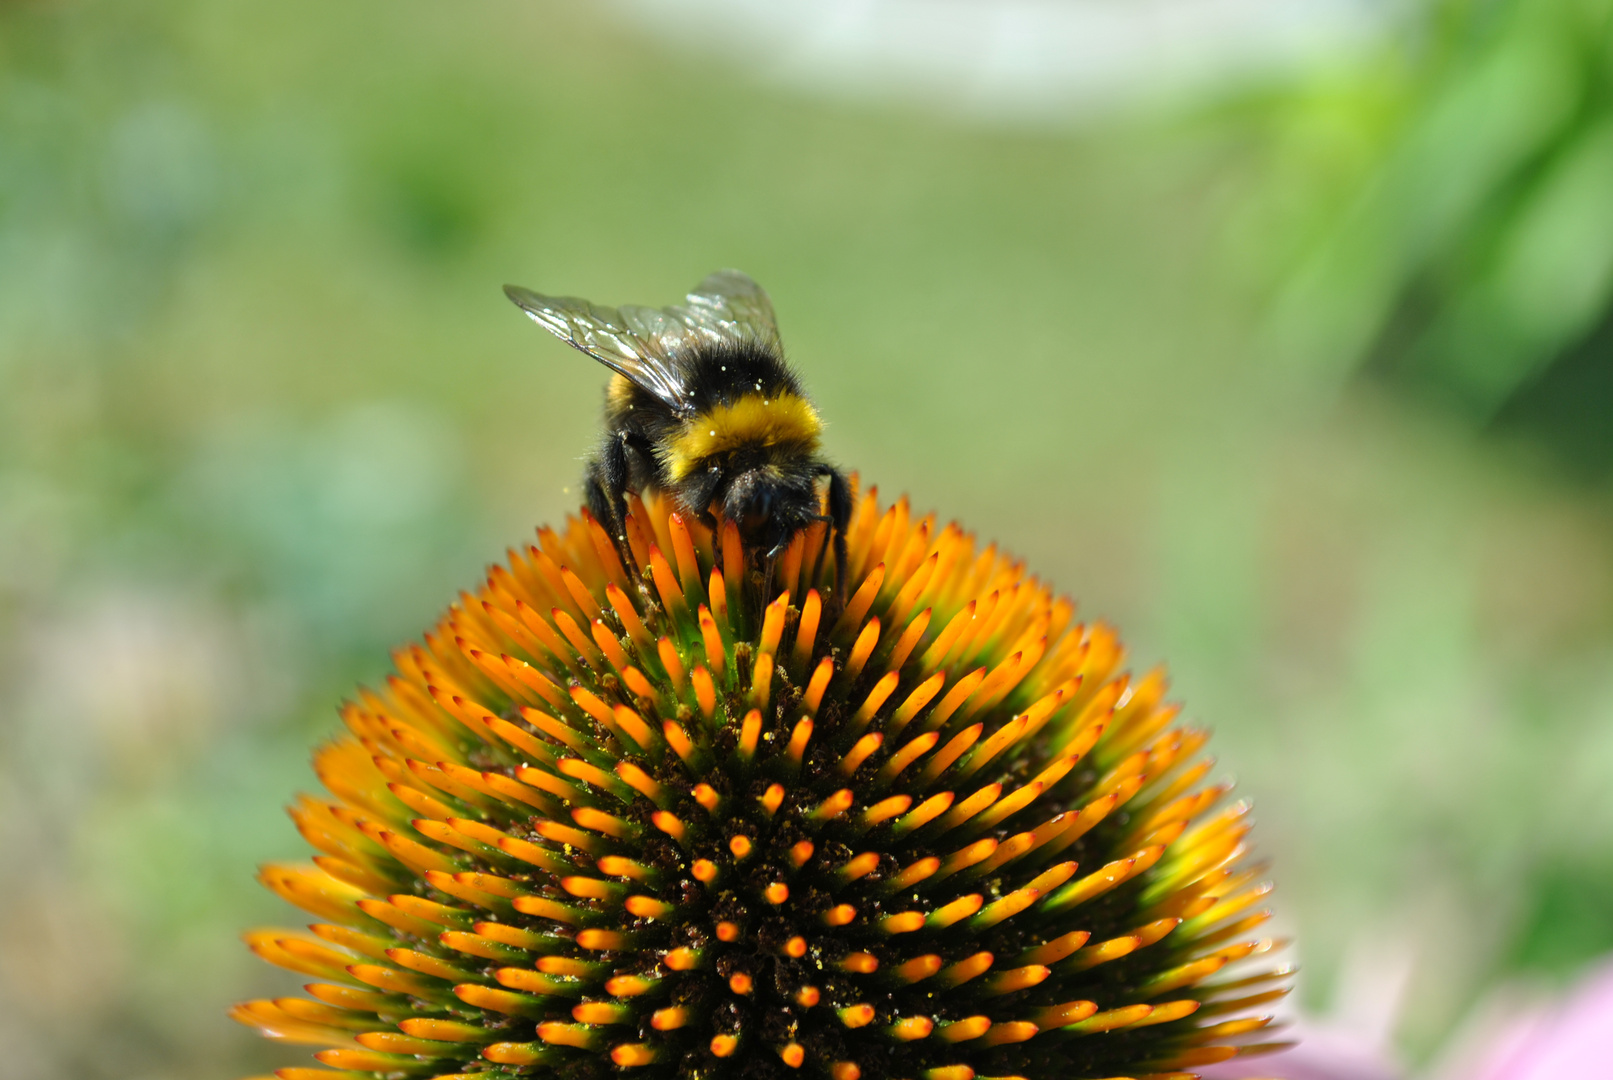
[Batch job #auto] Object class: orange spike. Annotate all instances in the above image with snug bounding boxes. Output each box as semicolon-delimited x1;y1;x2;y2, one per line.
710;1034;739;1057
729;972;754;994
925;667;987;732
1063;1004;1152;1033
583;509;630;587
657;638;686;692
651;1007;688;1030
759;783;785;815
917;723;983;785
761;591;790;656
1065;933;1141;972
716;921;741;941
971;884;1042;930
792;589;822;672
751;651;774;707
540;956;604;979
777;530;805;599
803;657;834;714
650;811;686;842
603;974;656;997
845;618;880;682
691;664;717;720
669;513;703;600
839;1004;876;1028
839;852;881;881
849;671;901;735
572;806;633;839
662;719;696;765
400;1016;498;1041
597;856;654;883
699;607;725;676
553;609;606;669
780;1042;806;1069
560;874;623;900
737;708;762;761
892;954;943;983
708;567;729;633
612;1043;656;1067
878;730;939;783
789;840;815;868
812;788;854;822
605;583;651;650
625;896;674;919
786;718;813;766
885;608;932;674
835;564;885;636
928;895;985;930
888;1016;934;1041
839;732;883;776
692;783;721;812
863;795;912;828
894;791;954;834
511;601;578;672
590;620;632;673
979;1021;1038;1047
615;761;664;804
1018;930;1091;966
983;964;1050;995
1033;999;1099;1028
939;783;1002;831
973;778;1050;831
559;566;603;620
691;859;718;883
879;911;925;934
918;599;977;671
935;954;993;992
886;672;946;739
888;856;940;890
453;983;545;1017
959;713;1030;779
518;708;590;756
558;757;628;799
784;936;808;958
648;546;686;617
822;904;857;927
795;986;821;1007
721;519;744;600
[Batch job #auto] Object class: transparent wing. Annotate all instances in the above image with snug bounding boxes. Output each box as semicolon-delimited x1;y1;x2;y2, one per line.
504;284;692;411
667;270;781;351
504;271;780;411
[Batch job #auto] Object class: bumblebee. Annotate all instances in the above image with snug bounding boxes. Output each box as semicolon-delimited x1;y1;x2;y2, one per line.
505;270;851;599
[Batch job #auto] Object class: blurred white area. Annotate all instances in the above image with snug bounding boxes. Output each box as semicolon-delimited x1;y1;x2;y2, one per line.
1200;927;1411;1080
608;0;1393;123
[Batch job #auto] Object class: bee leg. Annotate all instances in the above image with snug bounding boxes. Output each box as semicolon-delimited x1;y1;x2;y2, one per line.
588;436;634;574
760;554;781;609
821;465;852;610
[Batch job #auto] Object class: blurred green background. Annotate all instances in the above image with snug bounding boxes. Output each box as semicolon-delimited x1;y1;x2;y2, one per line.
4;1;1613;1077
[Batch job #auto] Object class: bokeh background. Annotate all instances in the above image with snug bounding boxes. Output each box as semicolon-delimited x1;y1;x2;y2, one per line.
4;1;1613;1077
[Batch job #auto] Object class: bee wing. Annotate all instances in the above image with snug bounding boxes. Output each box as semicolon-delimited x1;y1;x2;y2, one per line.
504;285;693;412
666;270;782;351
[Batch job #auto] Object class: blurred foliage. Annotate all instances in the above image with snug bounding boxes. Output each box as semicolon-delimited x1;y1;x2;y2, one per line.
3;2;1613;1080
1253;0;1613;452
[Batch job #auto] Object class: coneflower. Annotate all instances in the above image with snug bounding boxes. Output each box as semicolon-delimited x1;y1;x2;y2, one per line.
235;484;1291;1080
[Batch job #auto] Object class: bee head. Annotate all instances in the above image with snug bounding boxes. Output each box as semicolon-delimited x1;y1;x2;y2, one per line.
719;463;822;558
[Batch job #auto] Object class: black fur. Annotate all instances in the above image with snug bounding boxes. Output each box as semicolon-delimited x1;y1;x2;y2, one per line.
586;341;851;602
